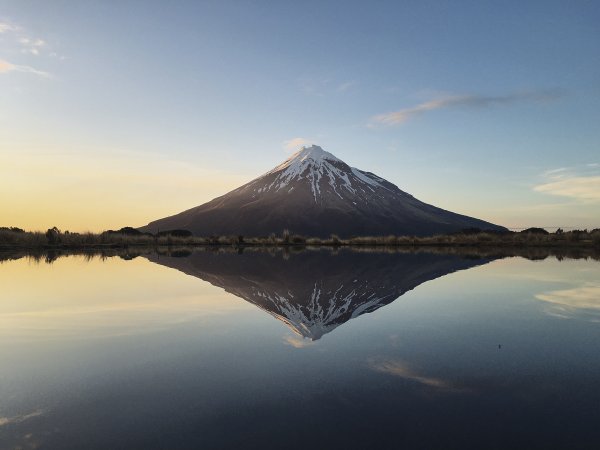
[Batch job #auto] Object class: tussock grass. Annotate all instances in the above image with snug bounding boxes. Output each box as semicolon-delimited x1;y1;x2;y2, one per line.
1;226;599;251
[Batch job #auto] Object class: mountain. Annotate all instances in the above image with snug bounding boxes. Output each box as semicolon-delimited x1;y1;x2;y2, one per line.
139;145;505;237
146;249;495;340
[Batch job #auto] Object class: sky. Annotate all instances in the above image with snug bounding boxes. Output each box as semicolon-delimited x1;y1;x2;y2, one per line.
0;0;599;232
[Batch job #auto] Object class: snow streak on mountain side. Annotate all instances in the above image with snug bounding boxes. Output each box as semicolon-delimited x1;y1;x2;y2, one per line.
244;145;401;203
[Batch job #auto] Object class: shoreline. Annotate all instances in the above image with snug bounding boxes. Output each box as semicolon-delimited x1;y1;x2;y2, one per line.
2;243;599;264
0;240;599;250
1;236;598;250
2;227;599;253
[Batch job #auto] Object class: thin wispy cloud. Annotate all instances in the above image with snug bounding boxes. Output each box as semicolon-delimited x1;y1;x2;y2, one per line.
534;176;600;202
534;165;600;202
298;77;329;96
371;89;563;126
336;81;357;92
0;19;53;78
543;167;568;176
0;20;20;33
299;77;357;96
0;18;59;62
19;37;46;55
0;58;50;77
283;137;313;152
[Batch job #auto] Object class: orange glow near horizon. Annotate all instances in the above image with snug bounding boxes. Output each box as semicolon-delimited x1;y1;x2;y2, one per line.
0;150;247;232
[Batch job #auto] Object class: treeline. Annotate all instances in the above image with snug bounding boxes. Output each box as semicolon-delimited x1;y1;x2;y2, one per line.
1;226;599;249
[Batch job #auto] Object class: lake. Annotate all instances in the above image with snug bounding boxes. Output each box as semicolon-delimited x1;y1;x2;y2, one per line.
1;248;599;449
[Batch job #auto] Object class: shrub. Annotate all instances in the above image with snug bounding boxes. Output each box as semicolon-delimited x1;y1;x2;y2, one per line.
156;229;193;238
291;234;306;244
521;227;549;235
384;235;398;245
46;227;61;245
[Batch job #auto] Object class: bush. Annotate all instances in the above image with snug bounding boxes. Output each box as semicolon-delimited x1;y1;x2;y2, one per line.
521;227;549;235
291;234;306;244
156;229;193;238
46;227;61;245
384;235;398;245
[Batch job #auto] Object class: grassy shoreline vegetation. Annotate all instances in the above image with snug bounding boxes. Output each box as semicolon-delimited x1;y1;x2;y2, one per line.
1;226;599;251
1;244;599;265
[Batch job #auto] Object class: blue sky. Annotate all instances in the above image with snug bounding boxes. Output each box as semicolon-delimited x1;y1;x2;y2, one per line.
1;0;599;230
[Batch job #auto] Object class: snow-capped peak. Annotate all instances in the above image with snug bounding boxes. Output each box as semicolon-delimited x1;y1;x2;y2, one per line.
251;144;391;202
269;145;341;175
292;145;340;163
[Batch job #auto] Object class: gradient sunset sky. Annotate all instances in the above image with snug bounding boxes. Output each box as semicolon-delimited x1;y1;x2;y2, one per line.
1;0;599;231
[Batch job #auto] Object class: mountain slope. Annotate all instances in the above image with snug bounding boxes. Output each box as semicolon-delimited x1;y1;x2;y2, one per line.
140;145;505;237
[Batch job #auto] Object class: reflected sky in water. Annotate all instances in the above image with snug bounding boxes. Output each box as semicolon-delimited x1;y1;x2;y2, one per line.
0;250;599;449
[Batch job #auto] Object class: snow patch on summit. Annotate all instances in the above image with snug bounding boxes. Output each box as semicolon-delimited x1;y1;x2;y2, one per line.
258;145;389;202
268;145;341;176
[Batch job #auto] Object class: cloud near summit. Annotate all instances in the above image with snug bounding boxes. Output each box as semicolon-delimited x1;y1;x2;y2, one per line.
371;89;563;126
283;137;312;152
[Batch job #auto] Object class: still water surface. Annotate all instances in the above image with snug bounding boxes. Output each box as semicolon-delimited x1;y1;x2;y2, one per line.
0;249;599;449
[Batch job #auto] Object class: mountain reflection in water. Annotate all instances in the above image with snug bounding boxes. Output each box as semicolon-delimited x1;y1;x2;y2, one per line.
146;249;494;340
1;249;600;450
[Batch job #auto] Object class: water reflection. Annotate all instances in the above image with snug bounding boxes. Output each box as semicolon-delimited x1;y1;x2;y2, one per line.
0;254;252;343
536;282;600;321
0;409;44;427
146;250;494;340
369;358;455;390
1;249;600;449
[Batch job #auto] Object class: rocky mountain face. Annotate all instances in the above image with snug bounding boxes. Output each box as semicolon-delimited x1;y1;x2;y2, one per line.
140;145;505;237
146;249;494;340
